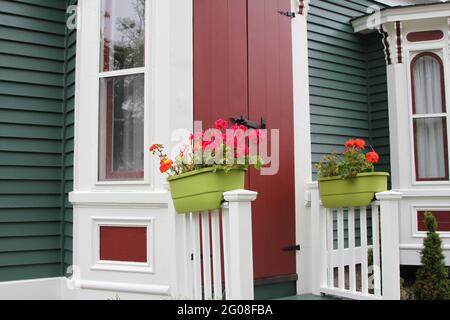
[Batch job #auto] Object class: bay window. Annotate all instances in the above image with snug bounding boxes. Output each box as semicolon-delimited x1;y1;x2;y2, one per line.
98;0;146;181
411;52;449;182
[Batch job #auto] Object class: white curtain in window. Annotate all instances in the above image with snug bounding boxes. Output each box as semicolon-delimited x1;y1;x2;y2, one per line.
413;55;447;179
413;56;443;114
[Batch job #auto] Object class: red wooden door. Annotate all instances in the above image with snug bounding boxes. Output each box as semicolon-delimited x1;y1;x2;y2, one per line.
194;0;296;280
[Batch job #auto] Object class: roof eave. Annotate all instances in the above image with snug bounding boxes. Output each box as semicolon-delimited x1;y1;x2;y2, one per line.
352;2;450;34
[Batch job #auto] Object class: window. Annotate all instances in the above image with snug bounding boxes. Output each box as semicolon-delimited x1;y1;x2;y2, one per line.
411;52;449;181
99;0;146;181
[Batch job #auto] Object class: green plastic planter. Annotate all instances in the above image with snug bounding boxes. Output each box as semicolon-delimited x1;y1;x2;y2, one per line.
167;167;246;214
318;172;389;209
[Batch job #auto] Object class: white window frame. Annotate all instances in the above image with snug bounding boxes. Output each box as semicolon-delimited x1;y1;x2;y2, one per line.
408;48;450;186
74;0;193;194
97;0;150;184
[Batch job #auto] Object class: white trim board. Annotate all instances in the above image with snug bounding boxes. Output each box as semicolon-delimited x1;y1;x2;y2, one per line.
0;277;63;300
0;277;171;300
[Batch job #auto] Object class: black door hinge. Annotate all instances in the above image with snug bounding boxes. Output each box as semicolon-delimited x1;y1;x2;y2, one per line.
278;11;296;18
282;245;301;252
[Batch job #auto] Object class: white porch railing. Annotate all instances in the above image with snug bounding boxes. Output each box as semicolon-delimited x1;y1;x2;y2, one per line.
170;189;257;300
307;182;402;300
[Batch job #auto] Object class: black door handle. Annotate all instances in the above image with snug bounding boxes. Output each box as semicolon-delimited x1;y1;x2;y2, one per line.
231;116;266;129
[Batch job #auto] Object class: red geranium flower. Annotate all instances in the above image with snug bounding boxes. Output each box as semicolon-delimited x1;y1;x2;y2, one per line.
214;119;228;131
345;140;355;149
230;124;240;131
160;159;173;173
354;139;366;150
149;144;159;152
366;151;380;164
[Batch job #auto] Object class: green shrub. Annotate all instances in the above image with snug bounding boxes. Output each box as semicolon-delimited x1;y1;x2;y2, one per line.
413;212;450;300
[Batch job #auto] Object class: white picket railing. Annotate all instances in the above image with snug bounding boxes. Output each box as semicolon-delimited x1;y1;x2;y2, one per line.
170;189;257;300
308;182;402;300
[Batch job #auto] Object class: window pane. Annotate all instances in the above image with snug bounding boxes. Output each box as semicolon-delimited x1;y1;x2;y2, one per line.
99;74;145;181
414;117;448;180
101;0;145;72
412;55;444;114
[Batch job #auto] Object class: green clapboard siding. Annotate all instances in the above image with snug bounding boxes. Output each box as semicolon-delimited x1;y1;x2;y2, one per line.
308;0;390;177
0;0;74;282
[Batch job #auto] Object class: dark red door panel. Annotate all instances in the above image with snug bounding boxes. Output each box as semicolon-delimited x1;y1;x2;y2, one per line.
194;0;296;280
248;0;296;278
194;0;249;125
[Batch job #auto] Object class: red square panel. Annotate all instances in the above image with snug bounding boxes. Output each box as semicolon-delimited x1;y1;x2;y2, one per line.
99;226;147;263
417;211;450;232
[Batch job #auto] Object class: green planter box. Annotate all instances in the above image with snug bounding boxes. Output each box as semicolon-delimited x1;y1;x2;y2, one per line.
167;168;246;214
318;172;389;209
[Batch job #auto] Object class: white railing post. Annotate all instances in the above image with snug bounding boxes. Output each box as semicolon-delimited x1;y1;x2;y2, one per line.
376;191;403;300
167;185;193;300
222;189;258;300
307;182;326;295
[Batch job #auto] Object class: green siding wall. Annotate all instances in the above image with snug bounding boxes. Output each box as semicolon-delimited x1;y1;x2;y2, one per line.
308;0;390;177
0;0;73;281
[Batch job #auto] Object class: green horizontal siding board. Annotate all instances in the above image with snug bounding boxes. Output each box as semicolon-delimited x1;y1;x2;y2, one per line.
0;12;65;35
0;109;62;127
0;195;61;208
0;53;64;73
0;208;60;223
0;263;60;282
311;106;368;121
0;95;62;113
0;26;65;48
0;236;60;252
0;138;61;153
0;0;66;23
0;39;64;61
0;67;63;87
0;81;63;100
0;181;61;194
0;250;61;267
0;152;61;167
0;166;61;180
0;221;60;237
311;115;368;129
0;124;61;140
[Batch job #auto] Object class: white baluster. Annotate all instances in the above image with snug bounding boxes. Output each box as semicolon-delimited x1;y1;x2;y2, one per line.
192;213;202;300
371;204;382;297
201;212;213;300
337;208;345;290
348;207;356;293
211;210;223;300
360;207;369;295
327;208;334;289
184;213;194;298
221;205;231;300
